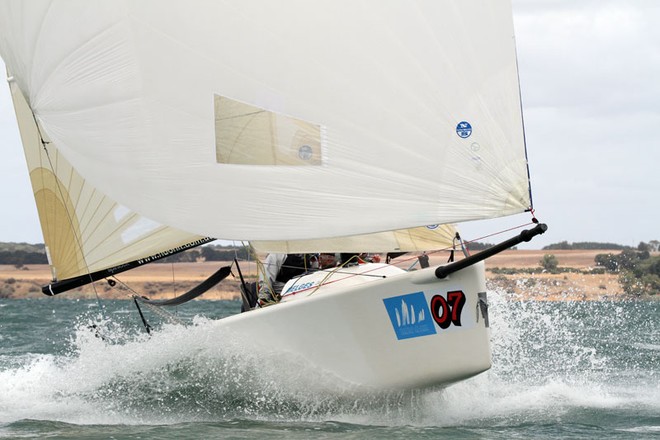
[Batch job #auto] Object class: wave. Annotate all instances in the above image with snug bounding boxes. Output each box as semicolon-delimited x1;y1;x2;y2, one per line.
0;296;658;428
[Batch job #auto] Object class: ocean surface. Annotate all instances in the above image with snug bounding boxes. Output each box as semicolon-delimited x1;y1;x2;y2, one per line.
0;294;658;439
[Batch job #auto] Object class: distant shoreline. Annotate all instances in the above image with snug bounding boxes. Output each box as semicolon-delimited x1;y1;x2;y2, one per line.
0;250;654;301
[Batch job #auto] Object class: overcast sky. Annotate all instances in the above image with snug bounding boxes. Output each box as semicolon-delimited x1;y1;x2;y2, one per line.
1;0;659;250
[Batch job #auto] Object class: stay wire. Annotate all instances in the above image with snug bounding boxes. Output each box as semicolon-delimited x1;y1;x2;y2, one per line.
108;276;185;326
378;220;539;269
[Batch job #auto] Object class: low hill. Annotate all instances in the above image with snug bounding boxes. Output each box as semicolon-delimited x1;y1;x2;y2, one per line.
0;249;633;301
0;242;46;253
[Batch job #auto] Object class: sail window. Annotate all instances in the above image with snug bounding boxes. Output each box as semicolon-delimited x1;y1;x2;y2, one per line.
113;205;131;222
121;217;161;244
214;94;323;166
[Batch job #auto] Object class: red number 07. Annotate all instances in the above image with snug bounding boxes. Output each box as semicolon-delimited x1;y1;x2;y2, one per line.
430;290;466;329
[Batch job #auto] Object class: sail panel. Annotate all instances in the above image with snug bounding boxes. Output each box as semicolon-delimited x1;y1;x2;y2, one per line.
251;224;457;254
8;77;209;280
215;95;324;166
0;0;532;242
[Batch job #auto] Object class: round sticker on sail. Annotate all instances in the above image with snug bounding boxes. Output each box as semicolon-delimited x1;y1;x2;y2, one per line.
298;145;313;161
456;121;472;138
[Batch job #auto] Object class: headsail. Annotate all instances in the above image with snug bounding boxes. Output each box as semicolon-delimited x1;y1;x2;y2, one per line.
8;76;211;287
251;224;457;254
0;0;532;243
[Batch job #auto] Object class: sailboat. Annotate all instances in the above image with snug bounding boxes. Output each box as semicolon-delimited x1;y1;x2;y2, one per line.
0;0;546;391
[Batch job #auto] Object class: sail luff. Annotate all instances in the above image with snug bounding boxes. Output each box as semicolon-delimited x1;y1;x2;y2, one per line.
512;34;535;212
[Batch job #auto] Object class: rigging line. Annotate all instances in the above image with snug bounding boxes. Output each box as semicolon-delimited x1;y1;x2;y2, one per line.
254;257;274;297
35;115;106;315
297;229;518;297
170;261;178;316
392;247;463;267
109;276;185;325
234;242;255;281
513;30;535;211
133;297;152;335
170;260;175;294
233;258;253;311
245;243;279;301
375;221;537;269
382;223;540;271
239;241;254;271
462;222;537;249
305;259;388;298
306;267;387;278
307;263;348;297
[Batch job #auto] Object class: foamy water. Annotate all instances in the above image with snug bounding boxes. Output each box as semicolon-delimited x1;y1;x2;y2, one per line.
0;296;658;438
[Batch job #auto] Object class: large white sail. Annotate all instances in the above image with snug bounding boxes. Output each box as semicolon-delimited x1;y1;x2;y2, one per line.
251;224;457;254
0;0;532;242
8;76;209;282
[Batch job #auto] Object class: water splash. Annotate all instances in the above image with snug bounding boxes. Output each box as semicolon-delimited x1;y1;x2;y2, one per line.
0;295;658;429
415;292;660;428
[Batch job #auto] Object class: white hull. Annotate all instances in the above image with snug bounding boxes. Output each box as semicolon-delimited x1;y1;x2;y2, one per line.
212;262;491;391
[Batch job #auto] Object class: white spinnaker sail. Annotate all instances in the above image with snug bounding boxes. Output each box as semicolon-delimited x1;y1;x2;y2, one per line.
10;74;450;280
0;0;532;242
8;77;209;281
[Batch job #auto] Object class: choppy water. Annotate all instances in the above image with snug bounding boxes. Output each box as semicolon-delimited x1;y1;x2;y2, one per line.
0;295;658;439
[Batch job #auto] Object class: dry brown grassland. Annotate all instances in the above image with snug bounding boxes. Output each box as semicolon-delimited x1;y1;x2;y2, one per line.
0;250;633;301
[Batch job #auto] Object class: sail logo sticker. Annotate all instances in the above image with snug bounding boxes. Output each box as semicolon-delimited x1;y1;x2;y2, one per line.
283;280;317;294
298;144;313;160
456;121;472;138
383;292;436;340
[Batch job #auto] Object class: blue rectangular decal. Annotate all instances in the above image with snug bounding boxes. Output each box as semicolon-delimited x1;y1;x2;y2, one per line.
383;292;436;340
